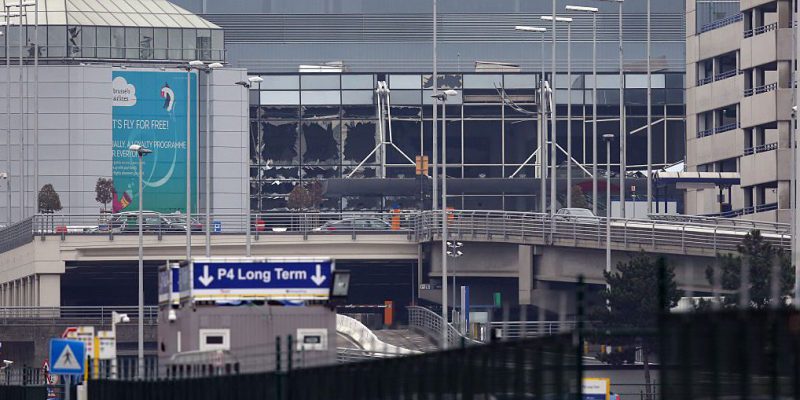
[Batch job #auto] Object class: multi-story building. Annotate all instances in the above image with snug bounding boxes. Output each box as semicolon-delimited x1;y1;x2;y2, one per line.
171;0;688;213
686;0;794;222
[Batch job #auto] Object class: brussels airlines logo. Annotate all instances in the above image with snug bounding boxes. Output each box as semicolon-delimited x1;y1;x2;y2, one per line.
112;76;137;107
161;83;175;112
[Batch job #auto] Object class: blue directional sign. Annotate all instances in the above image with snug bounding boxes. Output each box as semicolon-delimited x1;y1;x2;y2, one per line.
49;339;86;375
190;258;334;301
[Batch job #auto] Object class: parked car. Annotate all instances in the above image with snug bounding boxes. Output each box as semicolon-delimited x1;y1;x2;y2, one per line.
314;217;394;232
162;214;204;232
99;212;201;233
553;208;600;224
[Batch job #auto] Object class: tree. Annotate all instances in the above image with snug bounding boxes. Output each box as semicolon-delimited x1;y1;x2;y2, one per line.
592;254;680;400
571;185;590;210
287;184;310;211
95;178;114;212
705;230;795;309
287;181;325;211
38;184;63;214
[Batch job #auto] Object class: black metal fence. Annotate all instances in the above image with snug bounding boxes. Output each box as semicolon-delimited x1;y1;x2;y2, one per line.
89;334;579;400
661;309;800;400
0;385;47;400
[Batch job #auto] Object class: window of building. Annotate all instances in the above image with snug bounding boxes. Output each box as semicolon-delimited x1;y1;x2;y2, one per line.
111;27;124;59
47;26;66;58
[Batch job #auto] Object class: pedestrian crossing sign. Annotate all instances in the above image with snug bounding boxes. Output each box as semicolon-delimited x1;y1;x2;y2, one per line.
49;339;85;375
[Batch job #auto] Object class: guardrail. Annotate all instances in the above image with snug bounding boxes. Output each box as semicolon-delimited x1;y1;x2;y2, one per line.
715;69;739;81
714;122;739;134
744;21;778;38
697;127;715;138
744;142;778;156
407;306;478;348
744;82;777;97
0;306;159;325
0;210;792;257
699;13;743;34
489;321;579;339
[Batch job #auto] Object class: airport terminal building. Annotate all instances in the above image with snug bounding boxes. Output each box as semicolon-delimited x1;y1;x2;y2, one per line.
171;0;689;213
0;0;250;226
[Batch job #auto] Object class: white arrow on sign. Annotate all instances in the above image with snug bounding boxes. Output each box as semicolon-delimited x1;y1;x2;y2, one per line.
310;264;327;286
198;265;214;287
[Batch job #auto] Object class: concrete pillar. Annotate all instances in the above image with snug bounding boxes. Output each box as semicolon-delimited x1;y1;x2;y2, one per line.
778;0;791;28
518;245;534;305
38;274;60;307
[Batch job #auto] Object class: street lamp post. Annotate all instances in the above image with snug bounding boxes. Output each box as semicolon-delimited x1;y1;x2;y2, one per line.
110;311;129;380
549;0;557;216
541;16;574;210
566;5;599;214
235;76;264;257
602;134;614;285
128;144;151;380
198;62;222;258
646;0;653;215
432;88;458;348
432;0;438;211
515;26;547;212
446;240;463;329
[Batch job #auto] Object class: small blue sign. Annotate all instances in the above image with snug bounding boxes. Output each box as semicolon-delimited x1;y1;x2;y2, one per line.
191;259;334;301
49;339;85;375
213;221;222;233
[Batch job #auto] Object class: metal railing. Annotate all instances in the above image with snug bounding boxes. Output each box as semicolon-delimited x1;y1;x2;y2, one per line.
648;213;789;232
697;127;715;138
0;217;33;254
744;142;778;156
714;121;739;134
743;21;778;38
699;13;743;34
0;306;158;325
744;82;777;97
696;76;714;86
407;306;477;348
0;210;792;257
714;68;739;81
428;210;791;253
489;321;579;339
696;69;738;87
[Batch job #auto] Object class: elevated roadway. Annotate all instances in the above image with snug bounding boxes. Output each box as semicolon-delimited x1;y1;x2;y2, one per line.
0;211;789;309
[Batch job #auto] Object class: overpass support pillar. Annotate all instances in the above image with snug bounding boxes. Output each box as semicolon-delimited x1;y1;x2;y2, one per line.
37;274;60;307
518;245;539;305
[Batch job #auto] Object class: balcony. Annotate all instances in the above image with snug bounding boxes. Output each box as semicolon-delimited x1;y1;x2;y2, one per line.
743;82;776;97
692;128;745;166
740;86;793;128
743;142;777;156
740;147;791;187
697;17;744;58
741;24;793;69
743;22;777;39
692;72;742;113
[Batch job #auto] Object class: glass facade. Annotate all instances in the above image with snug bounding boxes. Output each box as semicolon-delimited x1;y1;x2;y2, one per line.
250;72;685;212
0;25;224;61
0;0;224;61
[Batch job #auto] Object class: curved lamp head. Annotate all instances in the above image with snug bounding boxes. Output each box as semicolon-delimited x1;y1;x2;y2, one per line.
128;144;152;155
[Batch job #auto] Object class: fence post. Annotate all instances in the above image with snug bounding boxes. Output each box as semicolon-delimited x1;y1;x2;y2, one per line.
575;275;585;400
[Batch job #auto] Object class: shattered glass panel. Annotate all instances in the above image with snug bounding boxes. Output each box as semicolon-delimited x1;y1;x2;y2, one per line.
342;120;379;165
301;120;341;165
303;166;340;180
422;74;463;89
261;121;300;165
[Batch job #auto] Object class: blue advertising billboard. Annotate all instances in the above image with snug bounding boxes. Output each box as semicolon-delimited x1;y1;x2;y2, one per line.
111;70;197;214
188;258;334;301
